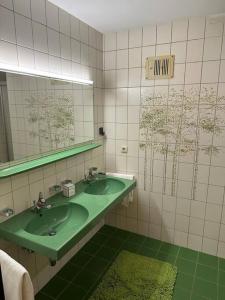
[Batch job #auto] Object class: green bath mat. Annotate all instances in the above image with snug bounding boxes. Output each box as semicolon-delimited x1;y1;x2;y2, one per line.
89;250;177;300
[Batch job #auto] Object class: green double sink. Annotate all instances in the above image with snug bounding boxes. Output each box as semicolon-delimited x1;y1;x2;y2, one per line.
0;176;136;261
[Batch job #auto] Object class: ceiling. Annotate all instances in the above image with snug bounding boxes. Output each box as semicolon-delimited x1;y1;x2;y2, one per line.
49;0;225;32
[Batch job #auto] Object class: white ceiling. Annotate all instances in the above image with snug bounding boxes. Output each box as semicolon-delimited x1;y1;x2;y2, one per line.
49;0;225;32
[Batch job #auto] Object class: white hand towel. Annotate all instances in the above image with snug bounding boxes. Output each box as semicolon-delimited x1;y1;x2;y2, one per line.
106;172;135;206
0;250;34;300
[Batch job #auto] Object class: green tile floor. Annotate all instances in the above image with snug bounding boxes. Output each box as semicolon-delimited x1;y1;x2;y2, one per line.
36;225;225;300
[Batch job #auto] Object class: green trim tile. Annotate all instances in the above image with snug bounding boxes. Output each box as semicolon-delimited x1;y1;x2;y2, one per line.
196;264;218;283
176;258;196;274
198;252;218;268
98;225;117;235
58;283;87;300
41;276;69;298
179;247;198;262
122;241;140;253
116;229;131;240
89;233;109;245
192;278;217;299
175;272;194;290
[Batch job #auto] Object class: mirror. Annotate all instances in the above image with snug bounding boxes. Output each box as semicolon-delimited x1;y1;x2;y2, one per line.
0;71;94;166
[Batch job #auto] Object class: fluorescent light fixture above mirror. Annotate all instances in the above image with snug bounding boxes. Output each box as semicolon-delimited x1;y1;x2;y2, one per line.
0;64;93;85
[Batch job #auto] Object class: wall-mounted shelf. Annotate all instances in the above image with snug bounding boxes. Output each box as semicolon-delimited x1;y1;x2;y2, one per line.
0;143;101;178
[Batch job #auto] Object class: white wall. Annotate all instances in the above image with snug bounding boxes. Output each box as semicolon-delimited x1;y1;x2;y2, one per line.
103;16;225;258
0;0;104;293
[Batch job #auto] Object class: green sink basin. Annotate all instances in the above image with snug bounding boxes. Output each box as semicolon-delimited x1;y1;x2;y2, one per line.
85;178;126;195
25;203;88;236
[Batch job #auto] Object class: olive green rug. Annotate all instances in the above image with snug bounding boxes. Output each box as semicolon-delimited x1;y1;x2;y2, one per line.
89;250;177;300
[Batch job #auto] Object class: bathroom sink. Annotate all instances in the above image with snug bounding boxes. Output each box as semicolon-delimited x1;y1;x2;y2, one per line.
85;178;126;195
25;203;88;236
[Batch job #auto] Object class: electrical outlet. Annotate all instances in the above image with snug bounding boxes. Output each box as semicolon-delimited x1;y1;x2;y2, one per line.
121;146;128;153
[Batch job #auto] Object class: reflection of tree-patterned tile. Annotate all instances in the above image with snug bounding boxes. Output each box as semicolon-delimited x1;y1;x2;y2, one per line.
139;87;225;197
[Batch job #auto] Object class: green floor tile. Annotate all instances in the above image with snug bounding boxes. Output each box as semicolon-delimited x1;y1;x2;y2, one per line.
89;232;109;245
218;285;225;300
218;270;225;286
127;232;146;245
41;276;69;298
196;264;218;283
116;228;131;240
85;257;109;275
105;236;124;249
81;241;100;255
69;251;92;267
176;258;196;274
156;251;177;264
122;240;140;253
57;263;81;281
179;247;198;262
160;242;179;256
219;258;225;271
97;246;119;261
192;277;217;299
35;292;53;300
198;252;218;268
175;272;194;290
143;237;162;250
58;283;87;300
73;269;99;289
173;287;191;300
98;225;117;235
137;245;157;258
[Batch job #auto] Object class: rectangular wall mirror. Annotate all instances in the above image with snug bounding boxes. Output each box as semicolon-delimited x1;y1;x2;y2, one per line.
0;71;94;167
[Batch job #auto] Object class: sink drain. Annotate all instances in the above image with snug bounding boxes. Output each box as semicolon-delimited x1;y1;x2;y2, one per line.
48;229;56;236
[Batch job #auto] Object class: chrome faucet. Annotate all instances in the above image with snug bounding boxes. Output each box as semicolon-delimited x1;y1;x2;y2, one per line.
32;192;51;213
84;167;98;182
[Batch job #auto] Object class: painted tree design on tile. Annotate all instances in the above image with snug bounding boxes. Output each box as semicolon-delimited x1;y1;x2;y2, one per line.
25;95;75;152
139;86;225;196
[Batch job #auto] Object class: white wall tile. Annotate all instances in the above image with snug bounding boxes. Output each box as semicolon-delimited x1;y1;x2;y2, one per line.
188;16;205;40
219;60;225;82
202;61;220;83
14;0;31;18
207;185;224;205
104;51;116;70
129;47;142;68
186;39;204;62
157;22;171;44
117;30;128;49
202;238;218;255
171;42;186;63
60;34;71;60
205;18;224;38
0;6;16;43
59;9;70;36
47;28;60;57
0;41;18;65
172;18;188;42
129;28;142;48
142;25;156;46
204;37;222;61
31;0;46;25
70;16;80;41
0;0;13;9
15;14;33;48
33;22;48;53
46;1;59;31
116;49;128;69
204;220;220;240
18;46;34;68
104;32;116;51
205;203;222;222
80;21;88;44
185;62;202;84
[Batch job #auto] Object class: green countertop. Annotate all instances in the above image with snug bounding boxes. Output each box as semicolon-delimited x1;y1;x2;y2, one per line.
0;176;136;261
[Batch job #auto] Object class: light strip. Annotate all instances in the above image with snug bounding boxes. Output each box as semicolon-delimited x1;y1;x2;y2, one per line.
0;64;93;85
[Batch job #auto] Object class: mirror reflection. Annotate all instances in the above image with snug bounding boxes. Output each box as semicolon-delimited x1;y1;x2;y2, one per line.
0;71;94;165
